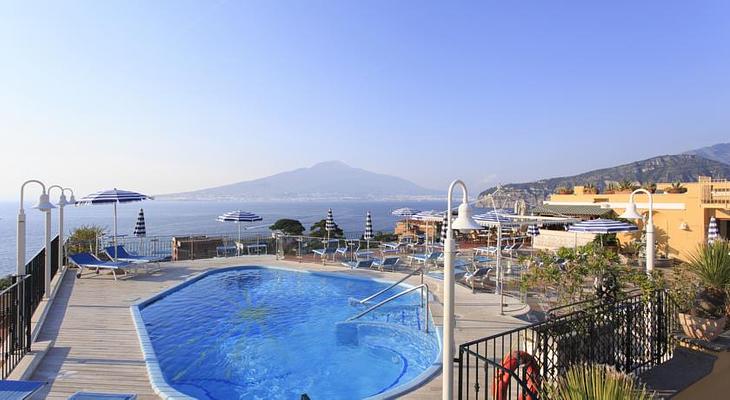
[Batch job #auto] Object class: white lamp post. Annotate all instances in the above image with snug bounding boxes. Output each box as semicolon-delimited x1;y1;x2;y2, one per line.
443;180;482;400
17;180;55;276
619;188;654;275
48;185;73;298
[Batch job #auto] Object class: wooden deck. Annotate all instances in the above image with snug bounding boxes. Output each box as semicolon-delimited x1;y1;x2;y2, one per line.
29;256;529;399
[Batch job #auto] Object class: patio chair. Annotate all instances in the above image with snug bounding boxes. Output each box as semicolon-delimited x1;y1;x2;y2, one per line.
0;380;45;400
341;259;374;269
335;240;357;260
68;393;137;400
371;256;400;272
104;245;163;273
312;239;339;263
68;253;133;281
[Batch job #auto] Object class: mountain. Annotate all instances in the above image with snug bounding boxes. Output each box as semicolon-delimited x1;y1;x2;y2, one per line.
477;154;730;206
684;143;730;165
158;161;443;201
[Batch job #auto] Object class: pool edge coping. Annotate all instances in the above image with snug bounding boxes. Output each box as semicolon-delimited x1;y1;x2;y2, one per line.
130;264;443;400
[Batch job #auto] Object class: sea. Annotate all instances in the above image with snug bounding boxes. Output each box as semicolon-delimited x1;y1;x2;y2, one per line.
0;199;446;277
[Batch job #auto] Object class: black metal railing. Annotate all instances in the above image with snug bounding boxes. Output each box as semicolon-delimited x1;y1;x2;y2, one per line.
457;290;677;399
0;275;32;378
24;235;61;318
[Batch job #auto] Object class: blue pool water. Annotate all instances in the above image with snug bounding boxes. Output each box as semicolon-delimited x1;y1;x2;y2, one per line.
137;267;440;399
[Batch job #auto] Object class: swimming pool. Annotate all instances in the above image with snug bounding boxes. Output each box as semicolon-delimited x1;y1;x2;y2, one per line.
132;266;441;399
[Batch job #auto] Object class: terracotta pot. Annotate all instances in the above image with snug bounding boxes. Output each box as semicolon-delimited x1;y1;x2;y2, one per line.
678;313;727;341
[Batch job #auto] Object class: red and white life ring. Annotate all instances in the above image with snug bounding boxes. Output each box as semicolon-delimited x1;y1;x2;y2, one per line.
493;350;541;400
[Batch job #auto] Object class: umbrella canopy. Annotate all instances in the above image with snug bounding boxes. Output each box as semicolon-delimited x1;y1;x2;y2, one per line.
568;218;638;234
364;212;374;240
392;207;421;218
133;208;146;238
217;210;262;254
473;211;516;227
708;217;719;244
440;214;448;242
325;209;336;231
527;224;540;236
76;188;152;258
217;210;263;223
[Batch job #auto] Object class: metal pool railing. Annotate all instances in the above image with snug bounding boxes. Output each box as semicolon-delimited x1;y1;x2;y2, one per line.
0;275;32;379
457;290;677;399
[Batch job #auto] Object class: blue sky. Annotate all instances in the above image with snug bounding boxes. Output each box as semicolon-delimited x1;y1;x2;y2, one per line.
1;1;728;200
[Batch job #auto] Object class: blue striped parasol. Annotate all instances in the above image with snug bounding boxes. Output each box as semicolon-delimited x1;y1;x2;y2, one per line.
325;209;336;239
568;218;638;234
77;188;152;259
217;210;263;254
441;213;448;243
133;208;146;238
527;224;540;236
364;212;374;240
708;217;719;244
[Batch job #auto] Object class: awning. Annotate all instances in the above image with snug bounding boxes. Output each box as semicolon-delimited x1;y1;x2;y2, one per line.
531;204;614;218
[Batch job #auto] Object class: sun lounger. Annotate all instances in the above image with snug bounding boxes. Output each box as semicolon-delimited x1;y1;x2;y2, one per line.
312;240;339;263
463;267;494;290
371;256;400;271
0;380;45;400
408;251;443;267
68;253;133;281
68;393;137;400
104;246;163;273
341;259;374;269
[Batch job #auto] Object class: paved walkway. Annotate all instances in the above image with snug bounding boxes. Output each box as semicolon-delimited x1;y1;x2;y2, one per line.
30;256;529;399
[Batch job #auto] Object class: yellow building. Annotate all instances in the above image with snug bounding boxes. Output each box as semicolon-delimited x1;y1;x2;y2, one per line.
543;177;730;261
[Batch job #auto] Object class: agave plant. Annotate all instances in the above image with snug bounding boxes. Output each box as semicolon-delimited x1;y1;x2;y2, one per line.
684;241;730;318
666;181;687;193
617;179;637;192
604;183;618;194
583;183;599;194
546;364;654;400
640;181;657;193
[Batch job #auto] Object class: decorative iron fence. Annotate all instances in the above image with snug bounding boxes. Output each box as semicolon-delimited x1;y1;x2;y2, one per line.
0;275;32;378
457;290;677;399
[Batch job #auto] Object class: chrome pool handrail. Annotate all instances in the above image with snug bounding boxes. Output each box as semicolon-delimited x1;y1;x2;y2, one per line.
347;284;430;332
358;266;424;304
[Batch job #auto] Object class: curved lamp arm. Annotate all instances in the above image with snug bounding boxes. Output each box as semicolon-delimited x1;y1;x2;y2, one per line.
19;180;47;212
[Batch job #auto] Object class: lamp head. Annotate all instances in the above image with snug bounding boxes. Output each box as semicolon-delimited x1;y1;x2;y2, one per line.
57;193;70;207
619;203;642;220
451;202;483;231
33;193;56;212
68;193;76;204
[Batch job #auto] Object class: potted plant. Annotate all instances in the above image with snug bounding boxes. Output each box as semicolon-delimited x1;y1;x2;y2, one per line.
582;183;599;194
665;181;688;194
616;179;638;194
640;181;657;193
555;187;574;195
675;241;730;341
603;183;618;194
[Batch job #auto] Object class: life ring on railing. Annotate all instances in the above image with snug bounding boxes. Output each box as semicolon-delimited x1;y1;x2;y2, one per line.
493;350;541;400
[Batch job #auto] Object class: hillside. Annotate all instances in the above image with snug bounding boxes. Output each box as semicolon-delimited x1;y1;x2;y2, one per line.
477;154;730;205
684;142;730;165
158;161;442;201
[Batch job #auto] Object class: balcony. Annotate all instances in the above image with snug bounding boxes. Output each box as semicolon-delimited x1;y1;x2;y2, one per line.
699;176;730;208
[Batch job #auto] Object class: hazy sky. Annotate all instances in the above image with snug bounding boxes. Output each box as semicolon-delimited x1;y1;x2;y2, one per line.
1;1;729;201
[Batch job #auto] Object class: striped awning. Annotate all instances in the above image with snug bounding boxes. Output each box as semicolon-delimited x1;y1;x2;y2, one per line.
532;204;613;218
568;218;637;234
708;217;719;244
76;188;151;205
217;210;263;223
326;209;336;232
364;212;374;240
133;208;146;237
